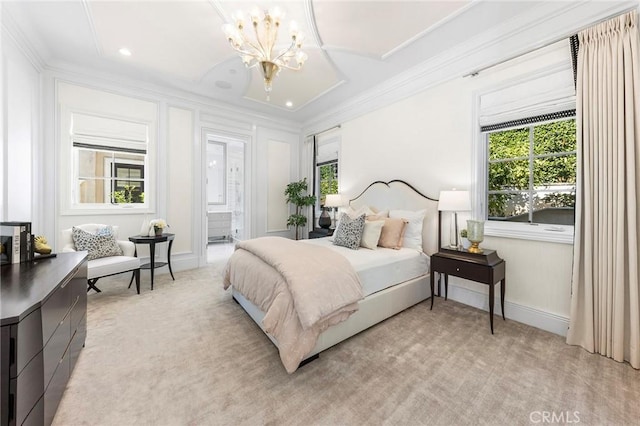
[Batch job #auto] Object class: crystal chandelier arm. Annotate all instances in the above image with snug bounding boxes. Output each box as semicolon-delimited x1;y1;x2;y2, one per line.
227;26;266;59
251;20;270;60
271;40;297;64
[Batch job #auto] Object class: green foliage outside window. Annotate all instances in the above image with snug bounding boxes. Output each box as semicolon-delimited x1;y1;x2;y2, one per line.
488;119;576;222
319;163;338;206
111;184;144;204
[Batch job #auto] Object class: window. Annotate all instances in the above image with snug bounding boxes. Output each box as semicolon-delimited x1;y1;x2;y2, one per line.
69;112;150;210
74;143;147;205
472;39;577;243
485;117;576;226
314;133;340;208
58;83;157;215
112;162;145;203
317;161;338;206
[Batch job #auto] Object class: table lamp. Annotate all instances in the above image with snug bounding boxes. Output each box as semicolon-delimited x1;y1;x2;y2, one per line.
324;194;345;229
438;190;471;249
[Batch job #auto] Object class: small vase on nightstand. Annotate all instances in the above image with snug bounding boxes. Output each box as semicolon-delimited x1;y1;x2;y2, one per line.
154;227;163;237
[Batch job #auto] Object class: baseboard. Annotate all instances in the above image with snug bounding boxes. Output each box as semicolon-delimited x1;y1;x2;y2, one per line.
444;282;570;337
136;254;200;276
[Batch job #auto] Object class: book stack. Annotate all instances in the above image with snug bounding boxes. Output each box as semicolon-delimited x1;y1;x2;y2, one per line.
0;221;33;265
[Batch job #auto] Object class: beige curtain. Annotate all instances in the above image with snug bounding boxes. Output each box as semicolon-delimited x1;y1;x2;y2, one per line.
567;11;640;369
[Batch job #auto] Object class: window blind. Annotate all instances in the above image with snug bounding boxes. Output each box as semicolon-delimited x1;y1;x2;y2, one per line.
71;112;148;153
479;39;576;131
481;109;576;132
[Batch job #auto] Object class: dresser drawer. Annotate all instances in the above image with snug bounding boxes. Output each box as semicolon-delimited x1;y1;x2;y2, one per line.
21;394;43;426
12;309;43;378
433;256;491;283
69;316;87;373
43;344;70;426
41;276;72;346
42;304;72;389
9;351;44;426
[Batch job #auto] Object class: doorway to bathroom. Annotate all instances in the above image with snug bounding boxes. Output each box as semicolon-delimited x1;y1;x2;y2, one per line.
205;133;246;263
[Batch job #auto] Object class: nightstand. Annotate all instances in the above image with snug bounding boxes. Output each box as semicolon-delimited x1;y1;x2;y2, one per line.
430;248;506;334
309;228;334;239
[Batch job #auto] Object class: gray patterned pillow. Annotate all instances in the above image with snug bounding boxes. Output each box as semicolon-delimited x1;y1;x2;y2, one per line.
332;213;366;250
72;227;123;260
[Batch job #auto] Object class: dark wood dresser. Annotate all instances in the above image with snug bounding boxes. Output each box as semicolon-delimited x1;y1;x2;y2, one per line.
1;252;88;426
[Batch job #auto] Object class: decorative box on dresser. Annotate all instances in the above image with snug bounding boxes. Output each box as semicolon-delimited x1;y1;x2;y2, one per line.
1;252;88;426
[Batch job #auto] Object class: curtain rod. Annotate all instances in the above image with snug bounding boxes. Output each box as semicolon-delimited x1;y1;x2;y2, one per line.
462;37;567;78
463;6;636;78
307;124;341;138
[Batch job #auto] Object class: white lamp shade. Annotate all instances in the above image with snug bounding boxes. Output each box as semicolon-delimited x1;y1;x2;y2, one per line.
324;194;344;207
438;190;471;212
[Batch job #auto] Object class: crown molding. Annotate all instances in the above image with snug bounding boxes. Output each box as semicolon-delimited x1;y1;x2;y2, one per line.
43;61;302;133
1;8;45;72
80;0;103;57
302;0;637;136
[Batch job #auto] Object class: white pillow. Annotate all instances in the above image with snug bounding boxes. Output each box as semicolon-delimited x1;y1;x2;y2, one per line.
335;205;376;232
346;205;376;218
360;220;385;250
389;209;426;251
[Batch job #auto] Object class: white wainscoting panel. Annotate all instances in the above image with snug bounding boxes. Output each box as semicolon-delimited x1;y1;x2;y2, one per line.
168;106;194;254
266;139;290;233
442;281;570;337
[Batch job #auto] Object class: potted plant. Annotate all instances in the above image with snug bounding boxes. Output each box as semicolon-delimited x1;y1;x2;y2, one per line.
149;219;169;236
285;178;316;240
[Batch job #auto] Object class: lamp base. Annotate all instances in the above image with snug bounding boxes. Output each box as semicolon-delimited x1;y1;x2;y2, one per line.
318;209;331;229
468;242;483;254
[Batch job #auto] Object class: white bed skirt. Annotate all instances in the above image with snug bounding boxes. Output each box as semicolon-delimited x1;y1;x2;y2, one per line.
232;273;432;360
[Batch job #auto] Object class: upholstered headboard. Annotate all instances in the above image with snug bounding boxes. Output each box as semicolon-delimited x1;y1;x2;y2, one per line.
348;180;439;255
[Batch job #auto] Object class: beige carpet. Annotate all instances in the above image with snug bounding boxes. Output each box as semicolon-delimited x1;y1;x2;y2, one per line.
52;259;640;426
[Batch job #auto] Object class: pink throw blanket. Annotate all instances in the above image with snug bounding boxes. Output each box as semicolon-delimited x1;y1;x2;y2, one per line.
223;236;363;372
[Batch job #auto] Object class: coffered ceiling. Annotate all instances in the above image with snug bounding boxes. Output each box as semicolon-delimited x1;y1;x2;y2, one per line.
2;1;636;123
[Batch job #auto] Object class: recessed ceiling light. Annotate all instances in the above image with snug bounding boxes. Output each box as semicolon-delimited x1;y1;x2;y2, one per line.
119;48;132;57
285;101;293;108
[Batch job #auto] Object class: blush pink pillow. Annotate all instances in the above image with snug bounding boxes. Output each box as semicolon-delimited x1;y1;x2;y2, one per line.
378;218;408;249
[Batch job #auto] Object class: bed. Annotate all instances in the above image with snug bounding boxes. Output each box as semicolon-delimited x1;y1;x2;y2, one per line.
223;180;439;372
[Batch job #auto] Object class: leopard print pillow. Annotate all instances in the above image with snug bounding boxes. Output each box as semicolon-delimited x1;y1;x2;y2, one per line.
72;227;123;260
332;213;366;250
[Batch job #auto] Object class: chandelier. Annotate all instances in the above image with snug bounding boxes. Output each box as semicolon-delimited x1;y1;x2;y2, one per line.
223;7;308;99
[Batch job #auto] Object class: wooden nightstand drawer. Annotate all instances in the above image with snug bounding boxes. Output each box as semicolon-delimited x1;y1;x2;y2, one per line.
433;256;490;282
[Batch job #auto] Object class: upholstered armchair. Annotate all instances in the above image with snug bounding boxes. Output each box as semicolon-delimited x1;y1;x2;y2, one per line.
60;224;141;294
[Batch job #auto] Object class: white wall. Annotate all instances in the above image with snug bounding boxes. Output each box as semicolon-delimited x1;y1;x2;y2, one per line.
167;106;194;256
42;75;302;270
55;82;159;239
336;46;575;336
1;21;40;227
254;126;300;239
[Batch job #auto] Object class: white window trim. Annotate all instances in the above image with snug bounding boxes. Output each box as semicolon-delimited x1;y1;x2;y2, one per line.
314;132;341;216
60;106;155;215
471;82;575;246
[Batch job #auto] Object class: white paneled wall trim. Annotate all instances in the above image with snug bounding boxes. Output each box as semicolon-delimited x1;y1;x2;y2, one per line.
1;11;45;71
484;222;574;245
45;63;301;133
445;282;570;337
